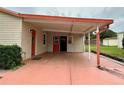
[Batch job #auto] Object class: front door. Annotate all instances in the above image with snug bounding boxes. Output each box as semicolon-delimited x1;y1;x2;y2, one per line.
60;36;67;52
53;36;60;53
31;30;36;57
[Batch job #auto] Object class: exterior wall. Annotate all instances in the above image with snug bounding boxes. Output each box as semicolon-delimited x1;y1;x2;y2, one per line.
0;12;22;46
103;39;117;46
21;22;32;59
22;22;47;59
47;32;53;52
36;31;47;55
47;32;84;52
67;34;83;52
117;33;124;48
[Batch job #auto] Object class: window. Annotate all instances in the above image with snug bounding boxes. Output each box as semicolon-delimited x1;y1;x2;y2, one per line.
43;33;46;45
54;36;59;44
68;36;73;44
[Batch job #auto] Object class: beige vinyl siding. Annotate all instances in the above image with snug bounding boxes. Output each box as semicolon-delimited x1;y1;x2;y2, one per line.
0;12;22;46
22;22;47;59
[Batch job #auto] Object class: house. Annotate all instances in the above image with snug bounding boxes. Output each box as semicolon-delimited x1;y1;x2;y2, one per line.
0;8;113;65
103;37;117;46
117;31;124;48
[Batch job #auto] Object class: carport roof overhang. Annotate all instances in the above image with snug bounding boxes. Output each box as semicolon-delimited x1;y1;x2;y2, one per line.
22;14;113;34
0;8;113;34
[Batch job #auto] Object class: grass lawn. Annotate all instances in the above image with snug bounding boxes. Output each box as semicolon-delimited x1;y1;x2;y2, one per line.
87;45;124;58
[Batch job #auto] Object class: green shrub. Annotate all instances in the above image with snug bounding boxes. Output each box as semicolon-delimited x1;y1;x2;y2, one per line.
122;38;124;49
0;45;22;69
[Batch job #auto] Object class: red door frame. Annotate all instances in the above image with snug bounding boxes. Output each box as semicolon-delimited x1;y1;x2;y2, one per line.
53;33;60;53
31;30;36;57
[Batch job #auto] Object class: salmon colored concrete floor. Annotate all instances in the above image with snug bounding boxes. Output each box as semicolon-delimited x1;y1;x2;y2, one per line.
0;52;124;85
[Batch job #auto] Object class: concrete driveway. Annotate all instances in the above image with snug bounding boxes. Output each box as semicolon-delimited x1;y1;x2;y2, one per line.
0;52;124;85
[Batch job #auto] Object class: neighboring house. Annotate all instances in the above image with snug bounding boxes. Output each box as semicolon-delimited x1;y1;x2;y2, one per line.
0;8;113;60
117;31;124;48
103;37;117;46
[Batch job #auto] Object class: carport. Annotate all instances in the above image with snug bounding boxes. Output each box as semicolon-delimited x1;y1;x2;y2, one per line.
20;13;113;67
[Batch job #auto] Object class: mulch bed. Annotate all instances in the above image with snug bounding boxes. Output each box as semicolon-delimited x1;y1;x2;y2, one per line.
91;50;124;63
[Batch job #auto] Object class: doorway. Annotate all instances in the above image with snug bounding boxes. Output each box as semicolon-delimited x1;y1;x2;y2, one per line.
60;36;67;52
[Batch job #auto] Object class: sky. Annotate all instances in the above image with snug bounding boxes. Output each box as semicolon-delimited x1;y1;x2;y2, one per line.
6;7;124;33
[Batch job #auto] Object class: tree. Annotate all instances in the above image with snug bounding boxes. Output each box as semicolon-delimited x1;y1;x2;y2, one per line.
86;29;117;40
100;29;117;41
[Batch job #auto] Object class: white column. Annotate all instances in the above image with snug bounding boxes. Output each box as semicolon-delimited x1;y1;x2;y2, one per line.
83;35;86;52
96;26;101;67
88;32;91;60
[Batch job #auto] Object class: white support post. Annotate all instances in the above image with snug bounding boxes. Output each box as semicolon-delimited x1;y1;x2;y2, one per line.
96;26;101;67
88;32;91;60
83;35;86;52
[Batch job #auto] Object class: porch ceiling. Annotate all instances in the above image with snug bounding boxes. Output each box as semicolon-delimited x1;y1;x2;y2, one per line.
24;18;112;34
